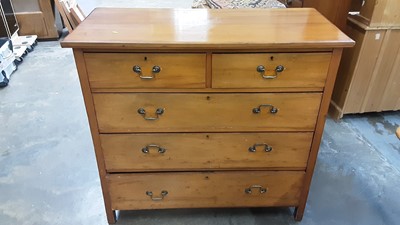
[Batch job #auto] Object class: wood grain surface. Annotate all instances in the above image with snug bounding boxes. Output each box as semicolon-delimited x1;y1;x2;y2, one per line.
73;50;116;223
85;53;206;88
107;171;305;210
61;8;354;49
295;48;343;220
359;0;400;27
93;93;322;133
212;53;331;88
101;132;313;172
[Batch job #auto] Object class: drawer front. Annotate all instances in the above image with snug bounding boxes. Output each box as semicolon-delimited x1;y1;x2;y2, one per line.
107;171;305;210
93;93;322;133
85;53;206;88
212;53;331;88
101;133;313;172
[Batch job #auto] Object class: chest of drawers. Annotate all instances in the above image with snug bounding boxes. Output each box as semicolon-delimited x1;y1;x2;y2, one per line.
61;8;353;223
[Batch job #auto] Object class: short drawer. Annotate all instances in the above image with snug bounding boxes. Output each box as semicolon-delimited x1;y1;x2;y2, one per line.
101;133;313;172
107;171;305;210
85;53;206;88
212;53;331;88
93;93;322;133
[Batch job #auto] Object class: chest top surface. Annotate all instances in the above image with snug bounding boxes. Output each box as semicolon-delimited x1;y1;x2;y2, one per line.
61;8;354;50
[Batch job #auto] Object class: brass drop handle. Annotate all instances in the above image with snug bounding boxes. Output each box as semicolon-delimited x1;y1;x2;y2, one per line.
256;65;285;79
133;65;161;79
245;185;268;194
248;143;273;153
252;104;278;114
142;144;166;154
146;190;168;201
137;108;164;120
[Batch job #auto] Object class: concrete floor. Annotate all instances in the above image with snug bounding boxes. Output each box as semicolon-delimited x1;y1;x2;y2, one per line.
1;1;400;224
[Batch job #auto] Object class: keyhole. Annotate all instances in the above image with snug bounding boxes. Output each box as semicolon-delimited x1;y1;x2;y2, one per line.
206;96;211;100
144;57;147;61
270;56;274;61
206;135;210;139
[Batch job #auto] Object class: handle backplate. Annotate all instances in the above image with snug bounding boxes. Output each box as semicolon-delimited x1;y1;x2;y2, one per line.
248;143;273;153
138;108;164;120
256;65;285;79
133;65;161;79
245;185;268;194
142;144;166;154
252;104;278;114
146;190;168;201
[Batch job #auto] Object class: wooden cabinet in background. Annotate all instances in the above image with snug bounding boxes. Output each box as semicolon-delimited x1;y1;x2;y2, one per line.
330;18;400;119
303;0;352;31
278;0;400;32
350;0;400;27
11;0;61;39
329;0;400;119
280;0;359;31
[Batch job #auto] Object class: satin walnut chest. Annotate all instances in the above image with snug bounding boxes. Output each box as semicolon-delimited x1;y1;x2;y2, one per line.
61;8;354;224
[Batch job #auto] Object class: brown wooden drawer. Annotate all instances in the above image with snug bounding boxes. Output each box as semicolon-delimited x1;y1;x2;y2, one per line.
93;93;322;133
85;53;206;88
212;53;331;88
107;171;305;210
101;133;313;172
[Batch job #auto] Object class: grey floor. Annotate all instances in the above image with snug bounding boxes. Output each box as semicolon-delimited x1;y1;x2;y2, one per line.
1;1;400;225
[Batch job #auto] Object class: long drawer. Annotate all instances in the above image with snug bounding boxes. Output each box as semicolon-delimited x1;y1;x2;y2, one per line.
93;93;322;133
212;53;331;88
85;53;206;88
107;171;305;210
101;133;313;172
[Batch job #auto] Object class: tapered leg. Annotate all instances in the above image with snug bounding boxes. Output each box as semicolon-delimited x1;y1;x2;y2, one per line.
294;206;304;221
107;210;117;224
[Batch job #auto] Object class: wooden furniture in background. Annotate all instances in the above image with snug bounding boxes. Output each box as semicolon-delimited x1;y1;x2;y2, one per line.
303;0;352;31
330;1;400;119
54;0;85;32
61;8;353;224
11;0;60;39
277;0;352;30
349;0;400;27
